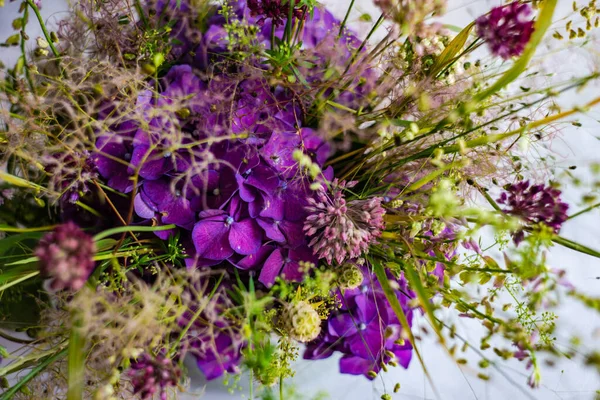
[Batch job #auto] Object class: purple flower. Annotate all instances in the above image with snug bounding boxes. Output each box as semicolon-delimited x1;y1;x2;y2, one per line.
134;179;195;239
34;222;96;291
194;332;244;379
498;180;569;243
128;351;181;400
304;264;414;378
247;0;307;26
192;196;263;261
304;180;385;265
258;245;316;287
476;2;535;59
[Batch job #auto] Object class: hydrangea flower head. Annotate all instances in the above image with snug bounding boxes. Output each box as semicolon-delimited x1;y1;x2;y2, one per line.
304;264;414;378
476;2;535;59
34;222;96;291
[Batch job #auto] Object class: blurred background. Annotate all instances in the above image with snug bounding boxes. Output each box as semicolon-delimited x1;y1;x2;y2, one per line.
1;1;599;399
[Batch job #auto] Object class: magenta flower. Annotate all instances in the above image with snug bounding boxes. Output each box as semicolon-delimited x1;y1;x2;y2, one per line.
476;2;535;59
128;351;181;400
304;180;385;265
247;0;307;26
498;180;569;243
34;222;96;291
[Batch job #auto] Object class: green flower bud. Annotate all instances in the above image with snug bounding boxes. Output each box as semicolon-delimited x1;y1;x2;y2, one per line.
337;263;364;290
282;301;321;343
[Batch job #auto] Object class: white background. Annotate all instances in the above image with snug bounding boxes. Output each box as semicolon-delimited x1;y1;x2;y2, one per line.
1;1;599;399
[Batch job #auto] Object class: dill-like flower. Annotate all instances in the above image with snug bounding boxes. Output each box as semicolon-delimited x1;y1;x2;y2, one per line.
304;180;385;265
498;180;569;243
34;222;96;291
128;351;181;400
375;0;447;32
476;2;535;59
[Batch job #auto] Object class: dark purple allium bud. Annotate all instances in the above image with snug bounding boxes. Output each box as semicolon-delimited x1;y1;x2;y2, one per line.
247;0;307;26
498;180;569;243
128;351;181;400
34;222;96;291
476;2;535;59
304;180;385;265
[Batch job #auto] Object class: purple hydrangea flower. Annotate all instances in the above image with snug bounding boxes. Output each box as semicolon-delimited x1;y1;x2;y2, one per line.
498;180;569;243
304;264;414;378
258;244;317;287
128;351;181;400
34;222;96;291
192;196;263;261
304;180;385;265
476;2;535;59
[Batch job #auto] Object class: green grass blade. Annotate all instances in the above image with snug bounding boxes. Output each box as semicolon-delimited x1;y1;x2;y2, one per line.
403;264;444;345
473;0;557;102
92;224;177;242
370;257;438;395
0;347;68;400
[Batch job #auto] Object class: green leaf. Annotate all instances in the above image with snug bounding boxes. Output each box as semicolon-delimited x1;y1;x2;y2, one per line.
429;22;474;78
0;231;43;256
403;263;445;345
5;34;20;46
370;257;437;391
95;238;117;252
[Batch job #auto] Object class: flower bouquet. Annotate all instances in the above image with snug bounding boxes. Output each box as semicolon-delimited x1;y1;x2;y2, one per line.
0;0;599;399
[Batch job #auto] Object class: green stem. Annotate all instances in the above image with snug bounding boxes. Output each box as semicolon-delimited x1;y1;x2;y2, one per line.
338;0;356;38
20;5;34;91
92;224;177;242
279;376;284;400
552;235;600;259
26;0;60;58
568;202;600;220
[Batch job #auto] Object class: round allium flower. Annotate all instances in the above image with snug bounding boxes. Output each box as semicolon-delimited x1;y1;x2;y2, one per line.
304;180;386;265
281;300;322;342
128;351;181;400
497;180;569;243
337;263;364;290
34;222;96;291
476;2;535;59
247;0;307;26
